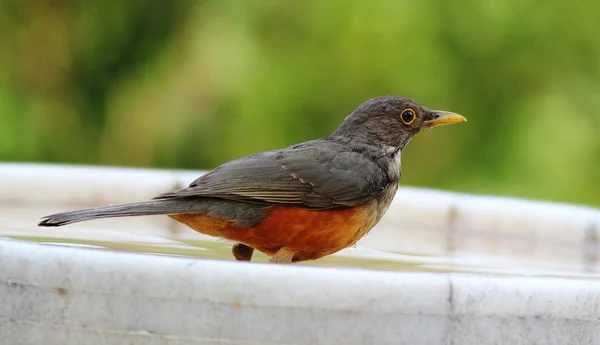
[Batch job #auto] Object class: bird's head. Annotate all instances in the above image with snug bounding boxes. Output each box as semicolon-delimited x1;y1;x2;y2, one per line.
332;95;467;153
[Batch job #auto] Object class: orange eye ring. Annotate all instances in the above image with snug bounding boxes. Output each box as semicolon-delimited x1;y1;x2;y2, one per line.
400;108;416;125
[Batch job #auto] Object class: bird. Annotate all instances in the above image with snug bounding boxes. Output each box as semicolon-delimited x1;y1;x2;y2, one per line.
38;96;466;264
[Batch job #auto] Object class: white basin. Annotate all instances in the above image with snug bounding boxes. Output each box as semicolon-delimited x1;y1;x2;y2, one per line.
1;163;600;344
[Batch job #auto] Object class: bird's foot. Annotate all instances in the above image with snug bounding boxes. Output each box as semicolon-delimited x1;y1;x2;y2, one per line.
269;246;295;264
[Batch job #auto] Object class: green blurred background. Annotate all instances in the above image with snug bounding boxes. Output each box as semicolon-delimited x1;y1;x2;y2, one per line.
1;0;599;206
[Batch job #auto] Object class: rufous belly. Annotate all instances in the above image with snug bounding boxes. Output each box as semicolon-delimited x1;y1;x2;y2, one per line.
169;203;377;262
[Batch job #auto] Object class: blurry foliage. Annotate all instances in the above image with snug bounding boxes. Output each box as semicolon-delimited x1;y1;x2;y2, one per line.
1;0;599;205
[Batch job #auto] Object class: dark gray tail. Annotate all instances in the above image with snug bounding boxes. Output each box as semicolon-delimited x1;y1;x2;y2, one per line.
38;198;206;227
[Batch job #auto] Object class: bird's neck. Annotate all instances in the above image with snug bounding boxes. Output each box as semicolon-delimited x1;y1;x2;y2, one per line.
387;148;402;182
328;134;402;182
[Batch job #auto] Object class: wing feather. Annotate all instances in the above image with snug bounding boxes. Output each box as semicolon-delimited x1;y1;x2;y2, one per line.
155;141;390;209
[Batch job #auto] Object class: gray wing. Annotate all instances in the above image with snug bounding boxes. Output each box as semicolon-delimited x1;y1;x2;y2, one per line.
155;141;390;209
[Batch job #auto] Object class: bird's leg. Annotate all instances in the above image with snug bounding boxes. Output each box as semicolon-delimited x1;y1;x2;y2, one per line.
269;246;295;264
232;243;254;261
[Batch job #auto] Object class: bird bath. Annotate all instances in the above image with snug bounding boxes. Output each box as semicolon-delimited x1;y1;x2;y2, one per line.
1;163;600;344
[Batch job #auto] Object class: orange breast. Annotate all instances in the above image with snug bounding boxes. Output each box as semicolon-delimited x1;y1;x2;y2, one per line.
169;204;376;262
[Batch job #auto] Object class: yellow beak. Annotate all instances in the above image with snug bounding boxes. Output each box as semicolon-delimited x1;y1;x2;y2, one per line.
423;111;467;128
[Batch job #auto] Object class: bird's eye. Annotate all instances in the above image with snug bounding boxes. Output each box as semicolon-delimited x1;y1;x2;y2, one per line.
400;108;416;125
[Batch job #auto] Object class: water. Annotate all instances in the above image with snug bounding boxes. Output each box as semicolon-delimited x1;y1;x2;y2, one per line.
2;203;600;278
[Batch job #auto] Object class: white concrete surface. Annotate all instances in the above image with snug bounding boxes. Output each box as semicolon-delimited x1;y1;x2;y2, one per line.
1;239;600;345
2;163;600;344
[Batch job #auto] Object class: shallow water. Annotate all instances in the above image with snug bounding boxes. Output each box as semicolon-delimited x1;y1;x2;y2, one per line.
3;204;600;279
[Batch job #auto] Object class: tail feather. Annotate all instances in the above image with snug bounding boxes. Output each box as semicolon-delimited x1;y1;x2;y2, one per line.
38;199;207;227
